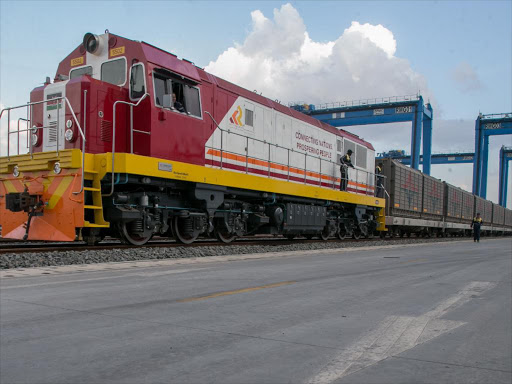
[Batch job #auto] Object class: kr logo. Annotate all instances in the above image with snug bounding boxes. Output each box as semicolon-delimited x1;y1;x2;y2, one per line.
229;106;243;126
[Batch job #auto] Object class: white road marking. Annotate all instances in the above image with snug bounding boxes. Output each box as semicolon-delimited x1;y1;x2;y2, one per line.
308;281;496;384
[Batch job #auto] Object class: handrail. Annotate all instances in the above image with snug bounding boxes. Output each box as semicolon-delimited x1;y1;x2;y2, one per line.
204;111;386;197
73;90;87;195
105;93;149;197
481;112;512;120
3;96;85;153
1;96;86;193
289;94;420;112
17;118;30;154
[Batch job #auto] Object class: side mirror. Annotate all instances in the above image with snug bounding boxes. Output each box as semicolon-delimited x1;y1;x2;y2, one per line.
162;94;172;109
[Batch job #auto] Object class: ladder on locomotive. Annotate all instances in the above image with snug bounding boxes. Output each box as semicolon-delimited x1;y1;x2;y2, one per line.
83;168;108;228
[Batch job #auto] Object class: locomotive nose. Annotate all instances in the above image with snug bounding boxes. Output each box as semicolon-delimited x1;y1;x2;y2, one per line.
83;32;100;54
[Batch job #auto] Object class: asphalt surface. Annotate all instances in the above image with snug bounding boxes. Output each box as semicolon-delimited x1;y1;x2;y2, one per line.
1;238;511;384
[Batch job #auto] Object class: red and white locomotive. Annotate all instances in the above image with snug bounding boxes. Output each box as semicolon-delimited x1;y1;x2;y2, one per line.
0;31;384;245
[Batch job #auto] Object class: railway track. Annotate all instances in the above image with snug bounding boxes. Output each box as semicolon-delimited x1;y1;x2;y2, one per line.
1;235;496;270
0;236;364;254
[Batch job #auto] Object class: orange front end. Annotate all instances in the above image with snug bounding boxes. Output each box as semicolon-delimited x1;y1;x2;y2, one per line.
0;150;84;241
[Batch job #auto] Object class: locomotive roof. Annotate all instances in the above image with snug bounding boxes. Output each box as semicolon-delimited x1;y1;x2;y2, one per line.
56;33;374;150
139;37;374;150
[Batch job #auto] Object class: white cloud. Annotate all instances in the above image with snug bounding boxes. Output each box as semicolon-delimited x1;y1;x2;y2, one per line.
204;3;512;205
343;21;396;58
206;3;432;105
451;62;484;92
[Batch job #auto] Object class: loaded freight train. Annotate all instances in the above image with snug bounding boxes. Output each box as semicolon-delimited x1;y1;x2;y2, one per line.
0;31;384;245
379;158;512;237
1;31;509;245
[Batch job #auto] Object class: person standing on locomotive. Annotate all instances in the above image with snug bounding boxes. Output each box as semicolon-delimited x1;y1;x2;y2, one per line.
375;162;384;198
339;149;354;191
471;212;483;242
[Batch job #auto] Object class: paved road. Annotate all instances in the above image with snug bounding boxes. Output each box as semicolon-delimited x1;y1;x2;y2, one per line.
1;239;511;384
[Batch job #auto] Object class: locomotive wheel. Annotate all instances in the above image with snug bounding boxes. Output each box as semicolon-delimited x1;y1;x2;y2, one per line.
173;216;199;244
215;228;236;243
286;235;296;240
352;229;361;240
337;227;347;240
118;222;152;246
320;227;330;241
213;218;236;243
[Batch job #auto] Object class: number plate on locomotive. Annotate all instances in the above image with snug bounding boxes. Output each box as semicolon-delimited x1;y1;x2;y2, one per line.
158;162;173;172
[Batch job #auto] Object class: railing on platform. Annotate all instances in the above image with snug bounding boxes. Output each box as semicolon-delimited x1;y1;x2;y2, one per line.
204;111;386;197
290;94;420;112
481;113;512;120
0;95;86;194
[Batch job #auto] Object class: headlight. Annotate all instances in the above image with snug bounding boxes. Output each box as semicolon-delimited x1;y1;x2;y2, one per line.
31;133;40;146
53;162;62;174
66;119;73;129
31;125;38;134
65;128;75;142
83;33;100;54
13;165;20;177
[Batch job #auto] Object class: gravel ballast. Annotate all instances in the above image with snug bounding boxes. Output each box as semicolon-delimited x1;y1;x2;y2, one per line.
0;237;480;269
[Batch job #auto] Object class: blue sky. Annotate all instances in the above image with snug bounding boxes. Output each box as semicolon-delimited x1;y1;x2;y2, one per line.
1;0;511;204
1;1;510;117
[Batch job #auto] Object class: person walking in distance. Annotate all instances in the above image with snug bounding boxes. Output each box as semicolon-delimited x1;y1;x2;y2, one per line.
340;149;354;191
471;212;483;242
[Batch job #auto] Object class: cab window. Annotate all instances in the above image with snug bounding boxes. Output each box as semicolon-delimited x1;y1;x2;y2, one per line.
130;64;146;99
153;69;202;118
153;73;172;106
70;66;92;79
101;58;126;86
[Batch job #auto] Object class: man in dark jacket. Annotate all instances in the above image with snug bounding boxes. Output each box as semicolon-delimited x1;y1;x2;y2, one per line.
375;162;384;198
172;93;186;113
471;212;483;242
340;149;354;191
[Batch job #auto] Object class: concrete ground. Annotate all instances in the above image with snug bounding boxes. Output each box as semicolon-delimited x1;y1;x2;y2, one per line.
1;238;511;384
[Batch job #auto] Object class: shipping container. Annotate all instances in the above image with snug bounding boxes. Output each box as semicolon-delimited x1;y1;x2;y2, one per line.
474;196;493;224
444;183;463;222
492;204;505;226
461;190;474;223
505;208;512;227
421;174;444;219
380;158;423;218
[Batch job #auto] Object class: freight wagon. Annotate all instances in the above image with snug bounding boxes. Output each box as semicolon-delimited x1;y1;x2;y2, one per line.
381;159;512;237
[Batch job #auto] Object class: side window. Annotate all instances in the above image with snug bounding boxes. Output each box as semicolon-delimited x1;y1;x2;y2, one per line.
184;85;201;117
130;64;145;99
70;66;92;79
101;58;126;86
153;68;202;118
245;109;254;127
153;74;171;106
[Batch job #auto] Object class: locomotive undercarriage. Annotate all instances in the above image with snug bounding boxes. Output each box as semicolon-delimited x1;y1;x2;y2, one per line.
93;173;378;246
